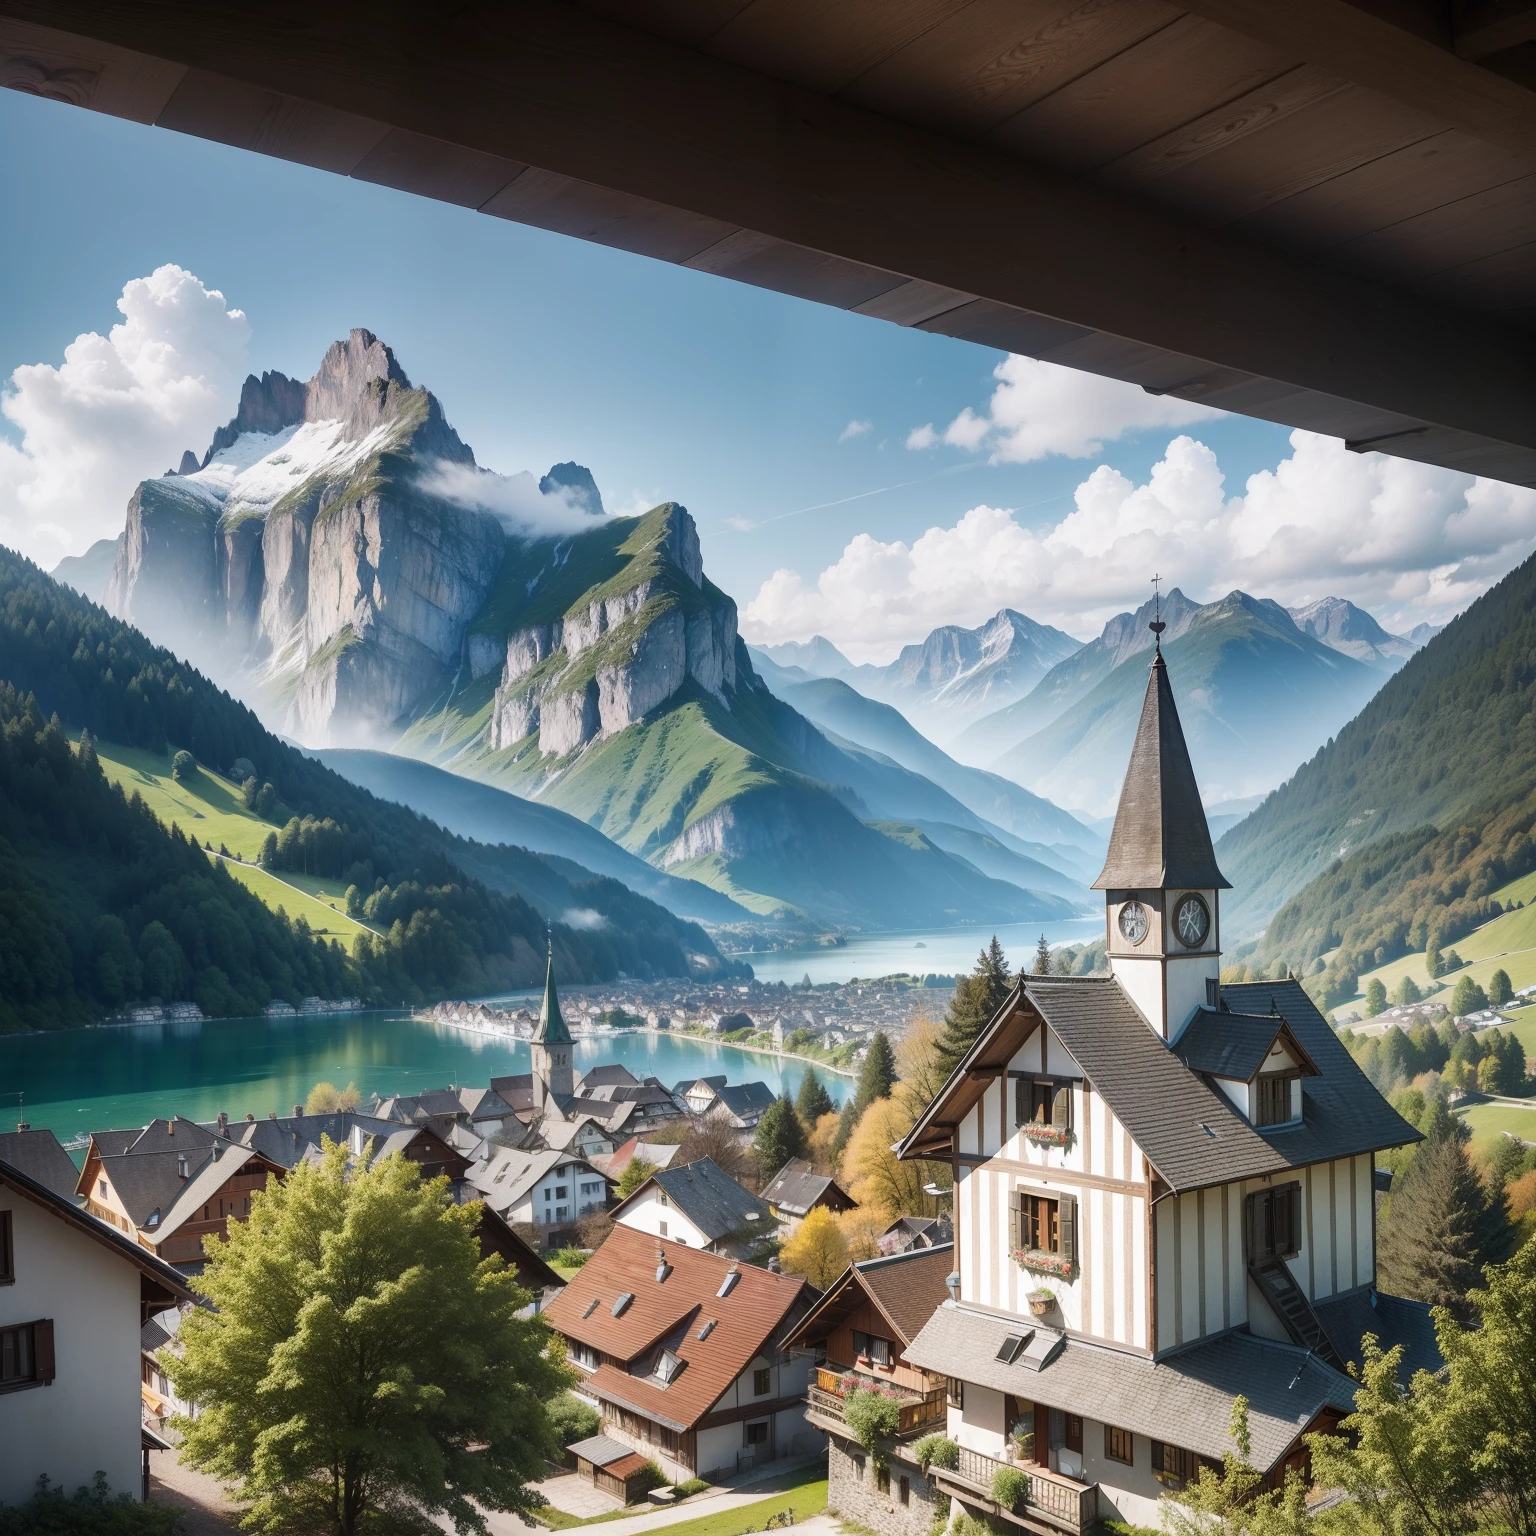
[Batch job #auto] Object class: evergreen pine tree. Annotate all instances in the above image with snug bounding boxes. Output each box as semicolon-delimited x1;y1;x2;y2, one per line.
855;1031;897;1111
795;1069;834;1128
1033;934;1051;976
1378;1115;1516;1321
754;1095;809;1176
934;938;1013;1079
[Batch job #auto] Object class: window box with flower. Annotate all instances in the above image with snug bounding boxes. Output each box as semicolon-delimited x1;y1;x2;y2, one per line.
1013;1248;1077;1280
1021;1122;1071;1148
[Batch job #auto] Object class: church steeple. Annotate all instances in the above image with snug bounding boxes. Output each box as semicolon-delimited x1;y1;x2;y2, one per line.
531;936;576;1108
1096;616;1226;1042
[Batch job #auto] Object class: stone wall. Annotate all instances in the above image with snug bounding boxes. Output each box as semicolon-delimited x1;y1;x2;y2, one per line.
827;1435;946;1536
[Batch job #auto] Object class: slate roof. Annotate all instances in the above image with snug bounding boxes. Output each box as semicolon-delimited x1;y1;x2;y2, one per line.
789;1243;953;1354
714;1082;777;1124
468;1147;567;1212
568;1433;644;1470
1093;650;1229;890
98;1149;207;1227
149;1144;270;1243
581;1065;641;1091
1314;1288;1444;1383
544;1223;810;1431
0;1129;84;1200
905;1301;1357;1471
613;1157;772;1242
220;1112;401;1168
1173;1008;1316;1081
490;1073;536;1115
761;1158;856;1217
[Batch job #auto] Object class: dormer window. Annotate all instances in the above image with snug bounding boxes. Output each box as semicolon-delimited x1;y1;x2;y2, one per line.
1255;1072;1300;1128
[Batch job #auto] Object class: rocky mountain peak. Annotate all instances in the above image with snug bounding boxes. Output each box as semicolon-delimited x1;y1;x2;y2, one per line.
539;461;605;518
306;328;410;429
202;369;308;462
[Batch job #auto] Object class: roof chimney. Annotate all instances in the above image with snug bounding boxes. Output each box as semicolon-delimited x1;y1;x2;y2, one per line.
246;1112;255;1122
217;1111;229;1132
294;1105;303;1117
15;1122;28;1133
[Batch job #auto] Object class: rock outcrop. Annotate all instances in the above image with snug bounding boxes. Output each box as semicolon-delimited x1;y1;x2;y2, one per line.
487;504;739;757
100;329;600;746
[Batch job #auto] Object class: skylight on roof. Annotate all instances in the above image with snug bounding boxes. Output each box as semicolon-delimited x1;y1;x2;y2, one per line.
582;1298;600;1319
698;1319;716;1341
654;1349;685;1385
717;1269;740;1298
612;1292;634;1317
995;1333;1030;1364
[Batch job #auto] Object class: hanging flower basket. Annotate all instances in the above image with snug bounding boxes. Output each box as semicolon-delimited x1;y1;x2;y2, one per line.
1022;1123;1070;1148
1013;1248;1076;1280
1027;1288;1055;1317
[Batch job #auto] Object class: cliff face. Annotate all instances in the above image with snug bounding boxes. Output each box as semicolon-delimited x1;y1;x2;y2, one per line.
101;329;587;745
487;504;738;756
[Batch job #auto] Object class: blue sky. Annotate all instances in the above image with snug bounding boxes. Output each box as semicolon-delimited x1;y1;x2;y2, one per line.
2;87;1531;658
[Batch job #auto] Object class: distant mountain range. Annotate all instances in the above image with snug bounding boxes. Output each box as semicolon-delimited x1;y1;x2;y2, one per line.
65;330;1084;937
757;608;1080;744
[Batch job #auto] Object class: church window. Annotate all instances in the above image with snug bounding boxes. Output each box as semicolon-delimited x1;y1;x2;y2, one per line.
1255;1074;1299;1127
1117;901;1149;945
1245;1183;1302;1261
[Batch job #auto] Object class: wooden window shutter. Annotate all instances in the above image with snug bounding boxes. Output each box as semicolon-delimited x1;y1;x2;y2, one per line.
0;1210;12;1282
1276;1184;1301;1255
1015;1076;1027;1127
1059;1194;1077;1263
1052;1082;1071;1129
1009;1191;1023;1253
33;1319;54;1384
1244;1193;1263;1262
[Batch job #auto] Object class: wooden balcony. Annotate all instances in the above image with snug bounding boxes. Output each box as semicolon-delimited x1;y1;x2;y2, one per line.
930;1443;1099;1535
806;1371;947;1440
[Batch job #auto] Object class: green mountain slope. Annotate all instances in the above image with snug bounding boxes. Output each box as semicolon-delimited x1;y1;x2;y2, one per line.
1220;549;1536;996
994;593;1384;817
0;547;734;1029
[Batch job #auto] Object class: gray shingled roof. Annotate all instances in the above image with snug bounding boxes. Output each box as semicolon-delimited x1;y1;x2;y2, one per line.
761;1159;855;1217
621;1157;771;1241
1314;1288;1443;1383
1093;651;1229;890
904;1301;1357;1471
1173;1009;1290;1080
99;1149;207;1226
1022;976;1417;1192
714;1082;777;1122
0;1129;84;1200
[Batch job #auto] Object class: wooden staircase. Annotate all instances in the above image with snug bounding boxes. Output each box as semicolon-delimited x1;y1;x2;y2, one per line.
1250;1258;1344;1368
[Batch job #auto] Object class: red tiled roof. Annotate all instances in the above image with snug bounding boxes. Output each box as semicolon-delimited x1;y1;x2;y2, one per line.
544;1224;809;1430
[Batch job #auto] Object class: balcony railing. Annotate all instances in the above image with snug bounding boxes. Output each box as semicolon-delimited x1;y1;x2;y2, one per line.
930;1443;1099;1534
807;1381;947;1439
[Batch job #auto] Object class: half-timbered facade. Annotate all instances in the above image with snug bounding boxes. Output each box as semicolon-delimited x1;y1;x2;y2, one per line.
898;643;1436;1533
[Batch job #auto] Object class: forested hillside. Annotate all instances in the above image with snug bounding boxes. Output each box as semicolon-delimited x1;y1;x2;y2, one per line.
1221;548;1536;1003
0;548;730;1030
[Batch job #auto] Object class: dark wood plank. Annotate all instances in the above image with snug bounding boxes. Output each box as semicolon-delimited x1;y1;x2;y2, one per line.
685;229;907;308
1334;173;1536;277
992;14;1286;171
853;277;978;326
0;12;182;121
573;0;752;48
351;128;525;208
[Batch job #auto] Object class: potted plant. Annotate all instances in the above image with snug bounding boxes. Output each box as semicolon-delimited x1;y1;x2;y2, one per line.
1028;1287;1055;1317
992;1466;1031;1513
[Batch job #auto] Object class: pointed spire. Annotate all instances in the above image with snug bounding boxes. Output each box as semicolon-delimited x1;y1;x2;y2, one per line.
1092;650;1229;890
535;933;573;1045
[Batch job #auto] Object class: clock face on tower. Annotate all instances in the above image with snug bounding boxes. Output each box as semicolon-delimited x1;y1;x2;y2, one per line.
1175;893;1211;949
1117;900;1149;945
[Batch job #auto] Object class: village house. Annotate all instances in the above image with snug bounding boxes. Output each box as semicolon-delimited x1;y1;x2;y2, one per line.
1;1134;194;1506
892;645;1438;1533
601;1137;684;1179
543;1223;819;1483
786;1245;955;1535
881;1214;954;1255
610;1157;774;1259
468;1145;614;1250
673;1076;778;1132
761;1158;857;1237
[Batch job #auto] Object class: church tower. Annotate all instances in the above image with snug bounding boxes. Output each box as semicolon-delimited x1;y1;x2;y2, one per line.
1092;637;1228;1042
531;940;576;1110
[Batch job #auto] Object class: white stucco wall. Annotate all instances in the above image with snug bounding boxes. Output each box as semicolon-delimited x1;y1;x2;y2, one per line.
0;1195;145;1506
614;1186;710;1247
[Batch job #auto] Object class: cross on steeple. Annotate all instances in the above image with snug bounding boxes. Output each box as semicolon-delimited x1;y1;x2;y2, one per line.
1150;574;1166;651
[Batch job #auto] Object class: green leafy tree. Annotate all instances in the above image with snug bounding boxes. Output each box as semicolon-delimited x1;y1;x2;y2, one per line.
1391;975;1422;1007
1426;941;1444;979
616;1156;658;1199
168;1139;568;1536
934;938;1013;1080
843;1389;901;1469
1490;967;1514;1006
1377;1114;1515;1320
1451;973;1489;1017
170;748;196;781
1364;978;1387;1017
0;1472;181;1535
795;1069;833;1129
1033;933;1051;976
755;1095;809;1176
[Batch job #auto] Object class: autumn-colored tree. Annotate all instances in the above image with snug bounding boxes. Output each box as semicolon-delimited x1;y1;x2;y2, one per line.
894;1012;953;1202
678;1115;759;1187
779;1205;849;1288
304;1079;360;1113
844;1096;936;1219
837;1206;890;1262
808;1110;842;1174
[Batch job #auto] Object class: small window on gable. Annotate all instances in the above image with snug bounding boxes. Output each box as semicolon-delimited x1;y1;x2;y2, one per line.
1256;1073;1299;1128
1015;1078;1072;1130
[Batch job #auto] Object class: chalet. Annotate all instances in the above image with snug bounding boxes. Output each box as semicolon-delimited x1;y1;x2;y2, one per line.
882;1214;953;1255
467;1146;613;1249
604;1137;684;1179
543;1223;818;1483
673;1077;778;1131
611;1157;774;1259
367;1086;515;1141
785;1245;955;1534
78;1118;284;1269
1;1136;193;1506
894;643;1438;1533
762;1158;857;1236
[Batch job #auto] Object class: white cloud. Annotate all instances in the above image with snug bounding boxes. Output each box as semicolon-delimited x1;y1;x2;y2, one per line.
561;907;608;931
908;354;1225;465
0;266;251;566
839;418;872;443
743;431;1536;662
420;461;610;536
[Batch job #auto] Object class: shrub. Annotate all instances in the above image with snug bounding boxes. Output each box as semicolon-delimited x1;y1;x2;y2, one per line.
0;1473;182;1534
229;757;256;783
674;1479;711;1499
913;1434;959;1473
631;1462;668;1499
547;1392;600;1447
170;749;196;782
990;1466;1031;1512
843;1388;902;1466
551;1246;590;1269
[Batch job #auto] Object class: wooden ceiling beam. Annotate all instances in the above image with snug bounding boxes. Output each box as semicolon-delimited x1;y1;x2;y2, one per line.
0;0;1533;481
